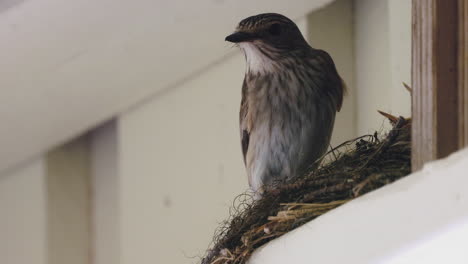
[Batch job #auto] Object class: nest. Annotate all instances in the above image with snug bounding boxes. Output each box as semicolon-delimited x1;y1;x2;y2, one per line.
201;113;411;264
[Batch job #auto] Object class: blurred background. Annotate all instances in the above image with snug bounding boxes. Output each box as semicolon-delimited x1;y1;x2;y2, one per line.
0;0;410;263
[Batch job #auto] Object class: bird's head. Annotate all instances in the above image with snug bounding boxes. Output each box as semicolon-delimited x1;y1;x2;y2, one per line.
225;13;308;52
225;13;309;74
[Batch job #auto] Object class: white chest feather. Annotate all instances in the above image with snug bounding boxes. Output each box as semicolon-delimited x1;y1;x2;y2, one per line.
239;43;276;75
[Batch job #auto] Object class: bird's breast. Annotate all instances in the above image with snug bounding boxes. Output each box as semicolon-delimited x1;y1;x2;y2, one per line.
246;72;315;125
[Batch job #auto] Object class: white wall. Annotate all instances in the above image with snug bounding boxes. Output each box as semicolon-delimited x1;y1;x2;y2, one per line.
0;138;93;264
0;158;47;264
354;0;392;134
388;0;411;118
119;53;248;264
354;0;411;134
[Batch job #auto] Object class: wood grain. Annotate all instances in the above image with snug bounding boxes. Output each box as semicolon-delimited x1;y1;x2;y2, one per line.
412;0;461;171
459;0;468;147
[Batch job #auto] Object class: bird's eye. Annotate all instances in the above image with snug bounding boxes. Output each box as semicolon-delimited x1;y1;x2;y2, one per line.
268;23;281;36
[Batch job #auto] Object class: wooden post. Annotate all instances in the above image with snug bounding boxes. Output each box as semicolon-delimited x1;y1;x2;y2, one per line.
459;0;468;147
412;0;467;171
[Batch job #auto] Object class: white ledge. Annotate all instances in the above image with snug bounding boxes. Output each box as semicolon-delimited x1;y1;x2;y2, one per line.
249;147;468;264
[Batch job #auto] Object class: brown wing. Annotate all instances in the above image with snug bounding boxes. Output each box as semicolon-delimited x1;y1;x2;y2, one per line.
314;49;346;112
239;79;250;165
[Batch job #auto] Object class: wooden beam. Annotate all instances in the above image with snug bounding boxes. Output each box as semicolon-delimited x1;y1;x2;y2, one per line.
412;0;461;171
459;0;468;147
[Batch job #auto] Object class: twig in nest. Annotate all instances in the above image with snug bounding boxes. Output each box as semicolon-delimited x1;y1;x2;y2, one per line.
357;116;406;171
329;144;339;161
352;173;383;197
211;249;235;264
308;135;375;170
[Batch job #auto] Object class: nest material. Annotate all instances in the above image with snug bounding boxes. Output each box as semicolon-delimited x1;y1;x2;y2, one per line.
201;114;411;264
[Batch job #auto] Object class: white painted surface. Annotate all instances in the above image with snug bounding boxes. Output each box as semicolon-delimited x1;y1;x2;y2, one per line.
383;220;468;264
354;0;411;135
0;0;335;175
119;51;248;264
388;0;411;118
355;0;392;134
249;147;468;264
0;158;47;264
90;121;120;264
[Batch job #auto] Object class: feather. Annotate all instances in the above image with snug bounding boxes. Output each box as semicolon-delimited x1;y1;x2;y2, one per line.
239;79;250;165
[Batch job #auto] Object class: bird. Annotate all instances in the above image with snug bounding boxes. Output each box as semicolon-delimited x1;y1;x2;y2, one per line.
225;13;345;195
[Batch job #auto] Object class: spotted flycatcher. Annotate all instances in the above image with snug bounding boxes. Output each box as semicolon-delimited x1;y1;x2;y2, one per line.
225;13;345;194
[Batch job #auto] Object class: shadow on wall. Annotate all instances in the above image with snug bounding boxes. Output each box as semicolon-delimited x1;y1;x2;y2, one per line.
0;0;26;14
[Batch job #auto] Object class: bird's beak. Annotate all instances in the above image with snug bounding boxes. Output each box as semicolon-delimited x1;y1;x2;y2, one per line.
225;31;256;43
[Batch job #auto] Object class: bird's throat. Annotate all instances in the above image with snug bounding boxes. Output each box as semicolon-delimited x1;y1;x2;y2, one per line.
239;43;276;75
